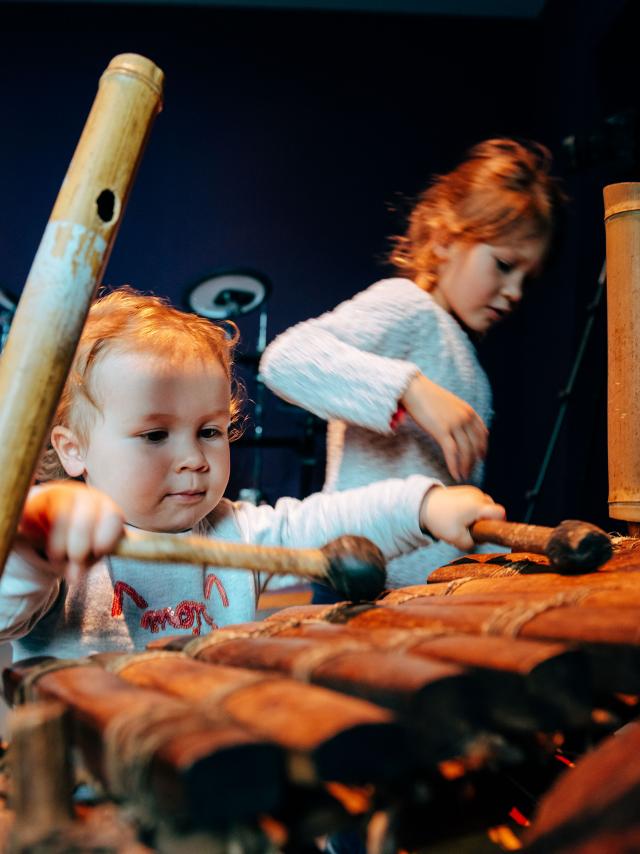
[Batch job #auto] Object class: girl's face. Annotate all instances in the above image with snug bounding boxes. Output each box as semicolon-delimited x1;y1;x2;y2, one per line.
430;236;548;333
60;350;231;532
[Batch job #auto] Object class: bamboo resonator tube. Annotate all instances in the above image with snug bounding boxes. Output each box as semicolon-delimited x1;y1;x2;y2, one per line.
470;518;611;571
115;531;387;601
0;54;163;577
605;183;640;524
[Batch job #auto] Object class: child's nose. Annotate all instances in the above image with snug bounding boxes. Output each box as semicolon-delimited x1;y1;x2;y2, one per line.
176;443;209;471
502;274;524;304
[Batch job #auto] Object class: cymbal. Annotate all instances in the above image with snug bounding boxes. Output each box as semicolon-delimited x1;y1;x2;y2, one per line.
185;269;271;320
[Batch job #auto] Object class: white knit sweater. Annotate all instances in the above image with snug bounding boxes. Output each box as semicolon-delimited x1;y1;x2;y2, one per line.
260;278;495;586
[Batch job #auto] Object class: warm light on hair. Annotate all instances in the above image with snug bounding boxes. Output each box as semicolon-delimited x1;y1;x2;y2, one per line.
389;138;565;290
38;287;243;481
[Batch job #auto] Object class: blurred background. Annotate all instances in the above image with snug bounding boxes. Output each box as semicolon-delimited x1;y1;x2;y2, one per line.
1;0;638;530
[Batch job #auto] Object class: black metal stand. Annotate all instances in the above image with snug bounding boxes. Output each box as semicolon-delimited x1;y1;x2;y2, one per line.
523;261;606;523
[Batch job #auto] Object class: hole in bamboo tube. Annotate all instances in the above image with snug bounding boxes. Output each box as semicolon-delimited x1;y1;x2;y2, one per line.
96;189;116;223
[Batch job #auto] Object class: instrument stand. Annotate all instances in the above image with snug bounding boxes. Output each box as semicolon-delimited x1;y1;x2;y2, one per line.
238;308;268;506
523;261;606;522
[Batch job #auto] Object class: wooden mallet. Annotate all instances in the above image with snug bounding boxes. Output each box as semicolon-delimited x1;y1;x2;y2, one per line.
470;518;612;573
114;531;387;602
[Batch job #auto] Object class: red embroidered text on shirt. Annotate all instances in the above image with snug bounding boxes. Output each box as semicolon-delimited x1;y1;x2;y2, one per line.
140;600;217;635
111;576;228;635
204;572;229;606
111;581;149;617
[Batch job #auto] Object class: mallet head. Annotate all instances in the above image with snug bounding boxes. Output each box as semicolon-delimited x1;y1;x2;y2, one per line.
546;520;612;572
321;535;387;602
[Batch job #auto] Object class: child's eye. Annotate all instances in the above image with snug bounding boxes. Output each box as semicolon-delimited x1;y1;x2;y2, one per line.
200;426;222;440
496;258;514;274
141;430;168;443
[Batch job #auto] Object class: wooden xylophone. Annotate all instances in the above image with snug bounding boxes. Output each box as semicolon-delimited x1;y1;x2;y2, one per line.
2;543;640;852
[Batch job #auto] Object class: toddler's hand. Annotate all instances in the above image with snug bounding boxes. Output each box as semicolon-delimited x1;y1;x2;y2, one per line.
19;481;124;579
401;373;488;482
420;484;505;550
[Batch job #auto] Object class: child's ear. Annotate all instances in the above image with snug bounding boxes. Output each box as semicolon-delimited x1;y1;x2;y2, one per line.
50;426;87;478
432;237;452;262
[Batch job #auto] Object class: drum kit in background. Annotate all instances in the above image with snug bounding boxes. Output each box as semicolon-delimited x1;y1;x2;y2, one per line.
186;269;325;506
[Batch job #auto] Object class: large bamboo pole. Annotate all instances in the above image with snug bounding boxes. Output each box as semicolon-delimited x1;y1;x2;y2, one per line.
604;183;640;524
0;54;163;575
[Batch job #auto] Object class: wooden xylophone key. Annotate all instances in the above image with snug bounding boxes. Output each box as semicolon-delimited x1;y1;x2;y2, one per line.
522;720;640;853
92;649;414;786
3;657;284;831
147;628;593;762
149;630;491;764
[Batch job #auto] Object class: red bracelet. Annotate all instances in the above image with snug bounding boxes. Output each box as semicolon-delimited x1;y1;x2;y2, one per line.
390;403;407;430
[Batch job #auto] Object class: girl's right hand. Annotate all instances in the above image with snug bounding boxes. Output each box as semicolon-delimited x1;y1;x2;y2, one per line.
401;373;488;482
18;481;124;579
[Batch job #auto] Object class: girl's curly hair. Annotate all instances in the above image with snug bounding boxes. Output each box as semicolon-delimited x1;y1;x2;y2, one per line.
389;138;566;290
38;286;244;481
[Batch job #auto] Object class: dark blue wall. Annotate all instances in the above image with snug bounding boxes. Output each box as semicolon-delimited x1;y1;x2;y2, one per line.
0;0;634;527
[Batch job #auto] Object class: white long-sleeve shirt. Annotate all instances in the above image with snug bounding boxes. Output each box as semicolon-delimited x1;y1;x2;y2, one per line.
0;475;436;661
260;278;495;586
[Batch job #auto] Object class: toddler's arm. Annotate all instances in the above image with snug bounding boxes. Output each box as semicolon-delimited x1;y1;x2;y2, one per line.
419;484;505;550
18;481;124;579
231;475;504;586
0;481;124;640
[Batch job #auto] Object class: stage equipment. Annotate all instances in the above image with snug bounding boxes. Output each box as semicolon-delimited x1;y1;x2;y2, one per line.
186;268;275;503
185;268;270;320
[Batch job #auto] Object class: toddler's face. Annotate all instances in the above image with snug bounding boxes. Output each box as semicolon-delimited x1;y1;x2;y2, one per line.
75;349;231;532
431;236;547;333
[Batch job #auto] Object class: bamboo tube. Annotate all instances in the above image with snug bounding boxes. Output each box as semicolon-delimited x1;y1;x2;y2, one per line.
0;54;163;576
605;183;640;522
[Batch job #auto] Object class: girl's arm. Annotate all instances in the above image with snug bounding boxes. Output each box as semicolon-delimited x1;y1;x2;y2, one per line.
402;373;488;482
260;279;487;480
260;279;423;434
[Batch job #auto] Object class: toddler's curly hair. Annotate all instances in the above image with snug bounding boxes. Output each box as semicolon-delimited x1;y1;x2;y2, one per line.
38;286;243;481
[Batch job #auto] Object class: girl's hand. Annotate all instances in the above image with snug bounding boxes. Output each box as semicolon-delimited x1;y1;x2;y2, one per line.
401;373;488;482
18;481;124;579
420;484;505;550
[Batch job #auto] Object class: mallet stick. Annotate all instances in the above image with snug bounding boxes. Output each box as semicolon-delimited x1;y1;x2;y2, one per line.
0;54;163;576
115;530;386;602
470;518;612;572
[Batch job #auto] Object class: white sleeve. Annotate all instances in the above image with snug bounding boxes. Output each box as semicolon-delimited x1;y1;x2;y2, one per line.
231;475;439;590
260;279;423;433
0;543;61;641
